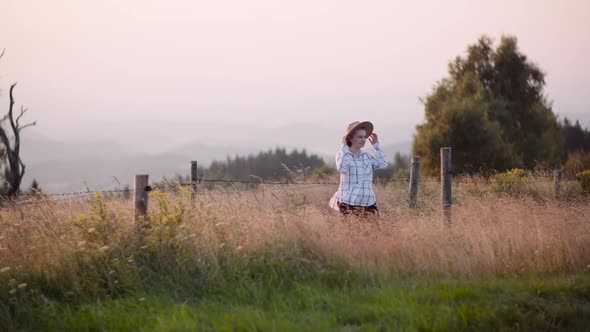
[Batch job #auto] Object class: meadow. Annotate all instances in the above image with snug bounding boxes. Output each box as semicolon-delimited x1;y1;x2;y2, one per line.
0;174;589;331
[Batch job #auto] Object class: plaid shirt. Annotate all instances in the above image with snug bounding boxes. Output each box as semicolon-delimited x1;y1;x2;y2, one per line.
329;143;388;209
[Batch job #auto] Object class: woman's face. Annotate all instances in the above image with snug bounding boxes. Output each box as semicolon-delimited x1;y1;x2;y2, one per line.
348;129;367;149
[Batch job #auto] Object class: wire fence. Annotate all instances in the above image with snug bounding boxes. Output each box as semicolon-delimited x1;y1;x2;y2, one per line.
0;176;436;208
2;170;568;209
0;178;337;207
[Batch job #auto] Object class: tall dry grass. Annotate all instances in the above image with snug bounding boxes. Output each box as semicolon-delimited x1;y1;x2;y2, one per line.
0;176;588;290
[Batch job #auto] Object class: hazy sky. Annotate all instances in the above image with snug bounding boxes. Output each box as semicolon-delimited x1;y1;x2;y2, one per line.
1;0;589;144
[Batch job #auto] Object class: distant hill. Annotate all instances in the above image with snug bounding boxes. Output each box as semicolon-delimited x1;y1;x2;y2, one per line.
381;141;412;157
21;133;137;163
19;121;416;193
21;140;413;193
20;136;261;193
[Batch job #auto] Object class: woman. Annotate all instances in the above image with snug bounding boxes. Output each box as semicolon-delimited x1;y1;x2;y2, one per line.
329;121;389;217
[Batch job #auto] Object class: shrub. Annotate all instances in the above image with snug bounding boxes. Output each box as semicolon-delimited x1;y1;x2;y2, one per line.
563;151;590;176
492;168;529;195
576;170;590;194
311;164;337;181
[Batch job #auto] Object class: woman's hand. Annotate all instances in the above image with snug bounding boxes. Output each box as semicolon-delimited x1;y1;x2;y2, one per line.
368;132;379;145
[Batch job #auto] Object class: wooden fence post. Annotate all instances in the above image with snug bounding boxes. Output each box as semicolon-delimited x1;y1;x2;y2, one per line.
191;161;198;195
554;169;561;200
409;156;420;208
441;147;452;224
134;174;149;221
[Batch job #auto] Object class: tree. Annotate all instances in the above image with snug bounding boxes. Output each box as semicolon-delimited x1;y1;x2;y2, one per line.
26;179;43;196
413;35;562;176
560;117;590;158
0;50;37;196
373;152;411;181
31;179;41;192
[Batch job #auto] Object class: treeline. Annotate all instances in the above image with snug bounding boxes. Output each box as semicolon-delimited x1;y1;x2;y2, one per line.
155;147;416;190
561;117;590;174
204;148;415;183
561;117;590;156
205;148;324;182
157;148;327;190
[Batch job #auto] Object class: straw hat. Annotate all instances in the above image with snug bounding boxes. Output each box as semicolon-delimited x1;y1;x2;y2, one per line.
342;121;374;145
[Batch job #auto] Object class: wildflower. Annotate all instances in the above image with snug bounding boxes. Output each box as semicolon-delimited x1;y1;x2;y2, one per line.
0;267;10;273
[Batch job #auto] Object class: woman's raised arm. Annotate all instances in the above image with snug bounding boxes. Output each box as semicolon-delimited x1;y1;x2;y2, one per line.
368;133;388;170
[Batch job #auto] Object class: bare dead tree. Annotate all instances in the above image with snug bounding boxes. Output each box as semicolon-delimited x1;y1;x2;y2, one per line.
0;83;36;196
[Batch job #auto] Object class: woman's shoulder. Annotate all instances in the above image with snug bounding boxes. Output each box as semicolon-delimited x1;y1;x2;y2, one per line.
336;145;352;156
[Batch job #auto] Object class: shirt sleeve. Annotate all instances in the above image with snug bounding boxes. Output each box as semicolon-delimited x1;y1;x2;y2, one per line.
369;143;389;170
335;145;353;174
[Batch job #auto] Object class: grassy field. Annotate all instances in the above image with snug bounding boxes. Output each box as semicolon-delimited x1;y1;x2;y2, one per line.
1;176;589;331
26;275;590;331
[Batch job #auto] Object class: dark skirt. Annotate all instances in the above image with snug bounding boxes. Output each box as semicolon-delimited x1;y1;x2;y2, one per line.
336;201;379;217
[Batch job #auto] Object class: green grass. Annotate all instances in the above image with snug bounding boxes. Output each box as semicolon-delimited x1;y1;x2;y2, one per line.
13;273;590;331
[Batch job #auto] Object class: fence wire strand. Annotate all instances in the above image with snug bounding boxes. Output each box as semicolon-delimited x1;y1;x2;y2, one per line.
0;177;434;207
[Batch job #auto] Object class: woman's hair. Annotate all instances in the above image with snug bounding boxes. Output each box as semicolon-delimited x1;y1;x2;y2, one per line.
346;127;366;147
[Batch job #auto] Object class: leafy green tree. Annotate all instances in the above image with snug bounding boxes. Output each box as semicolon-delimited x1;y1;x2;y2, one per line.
413;35;562;176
